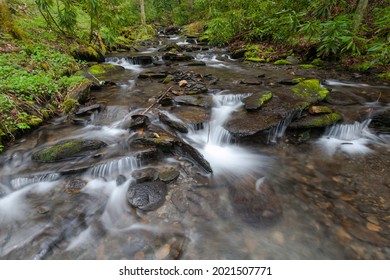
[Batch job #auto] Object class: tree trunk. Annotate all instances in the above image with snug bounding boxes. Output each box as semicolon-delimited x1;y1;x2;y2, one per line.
140;0;146;26
354;0;368;33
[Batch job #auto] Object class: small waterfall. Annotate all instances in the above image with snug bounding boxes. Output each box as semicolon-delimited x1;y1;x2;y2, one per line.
87;156;141;179
10;173;61;189
317;119;381;155
268;111;299;143
186;92;268;175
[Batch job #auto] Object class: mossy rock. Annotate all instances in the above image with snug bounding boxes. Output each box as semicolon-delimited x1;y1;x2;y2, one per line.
274;59;292;65
32;139;107;163
63;98;79;113
67;78;93;103
28;117;43;126
300;64;315;69
230;49;247;59
242;92;273;111
291;79;329;110
245;57;266;63
72;46;105;63
289;113;343;129
87;64;124;76
312;58;324;67
309;106;333;115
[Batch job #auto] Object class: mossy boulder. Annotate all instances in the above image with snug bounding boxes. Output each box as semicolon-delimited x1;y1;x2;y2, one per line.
242;92;273;111
86;64;124;76
162;53;194;61
245;57;266;63
289;113;343;129
291;79;329;110
274;59;292;65
32;139;107;162
72;46;105;63
230;49;247;59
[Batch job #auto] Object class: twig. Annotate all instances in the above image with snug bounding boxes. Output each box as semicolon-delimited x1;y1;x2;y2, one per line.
141;86;172;115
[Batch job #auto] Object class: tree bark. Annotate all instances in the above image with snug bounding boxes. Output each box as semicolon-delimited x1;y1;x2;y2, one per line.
354;0;368;33
140;0;146;26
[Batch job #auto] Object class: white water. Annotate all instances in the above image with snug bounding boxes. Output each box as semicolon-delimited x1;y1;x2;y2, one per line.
87;156;141;179
106;57;143;73
186;91;268;175
317;120;383;155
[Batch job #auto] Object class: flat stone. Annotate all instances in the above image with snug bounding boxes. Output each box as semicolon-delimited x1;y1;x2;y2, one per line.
158;112;188;133
75;104;102;115
174;95;214;108
242;92;273;111
159;170;180;183
129;114;150;129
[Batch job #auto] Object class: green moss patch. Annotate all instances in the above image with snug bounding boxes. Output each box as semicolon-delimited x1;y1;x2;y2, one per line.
274;59;292;65
32;139;107;162
289;113;343;129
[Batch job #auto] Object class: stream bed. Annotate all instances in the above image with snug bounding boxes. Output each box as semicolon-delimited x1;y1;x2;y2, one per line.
0;35;389;260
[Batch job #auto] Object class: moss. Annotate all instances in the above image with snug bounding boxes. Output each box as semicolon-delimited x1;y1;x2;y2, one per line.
274;59;292;65
63;98;79;113
245;57;266;63
300;64;315;69
292;79;329;101
378;71;390;81
290;113;343;129
32;139;107;162
312;58;324;67
88;64;116;75
28;117;43;126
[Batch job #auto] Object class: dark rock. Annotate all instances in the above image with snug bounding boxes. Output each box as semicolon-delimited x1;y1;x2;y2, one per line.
159;96;173;106
72;46;105;63
32;139;107;163
116;175;127;186
186;61;206;66
131;168;158;183
370;109;390;133
289;113;343;129
242;92;273;111
127;181;167;211
239;80;263;85
174;95;214;108
159;170;180;183
278;79;300;85
162;53;193;61
230;49;247;59
129;114;150;129
170;106;211;127
174;141;213;173
127;56;154;65
71;118;89;125
138;72;168;79
75;104;102;115
158;112;189;133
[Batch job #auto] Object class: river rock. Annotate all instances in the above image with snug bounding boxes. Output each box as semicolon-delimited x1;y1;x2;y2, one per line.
308;105;333;114
129;114;150;129
72;46;105;63
186;61;206;66
84;64;124;76
369;109;390;133
289;113;343;129
170;106;211;127
162;53;193;61
242;92;273;111
174;141;213;173
230;49;247;59
131;168;158;183
75;104;102;115
158;112;188;133
127;55;154;65
32;139;107;163
159;170;180;183
158;42;183;52
174;95;214;108
127;181;167;211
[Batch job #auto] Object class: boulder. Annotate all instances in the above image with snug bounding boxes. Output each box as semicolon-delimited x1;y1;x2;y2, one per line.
289;113;343;129
230;49;247;59
158;112;188;133
159;170;180;183
174;95;214;108
242;92;273;111
127;181;167;211
162;53;194;61
72;46;105;63
32;139;107;162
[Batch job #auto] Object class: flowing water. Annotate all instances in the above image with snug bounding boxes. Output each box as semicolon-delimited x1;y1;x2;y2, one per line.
1;36;390;260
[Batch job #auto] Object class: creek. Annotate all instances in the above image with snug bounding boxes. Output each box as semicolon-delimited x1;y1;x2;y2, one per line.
0;35;389;259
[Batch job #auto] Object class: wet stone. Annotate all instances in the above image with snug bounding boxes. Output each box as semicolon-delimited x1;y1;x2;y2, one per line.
159;170;180;183
127;181;167;211
158;112;188;133
65;178;87;194
131;168;158;183
129;114;150;129
75;104;102;115
116;175;127;186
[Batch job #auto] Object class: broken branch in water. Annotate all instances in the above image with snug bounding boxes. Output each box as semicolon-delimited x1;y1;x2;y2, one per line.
141;86;173;115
